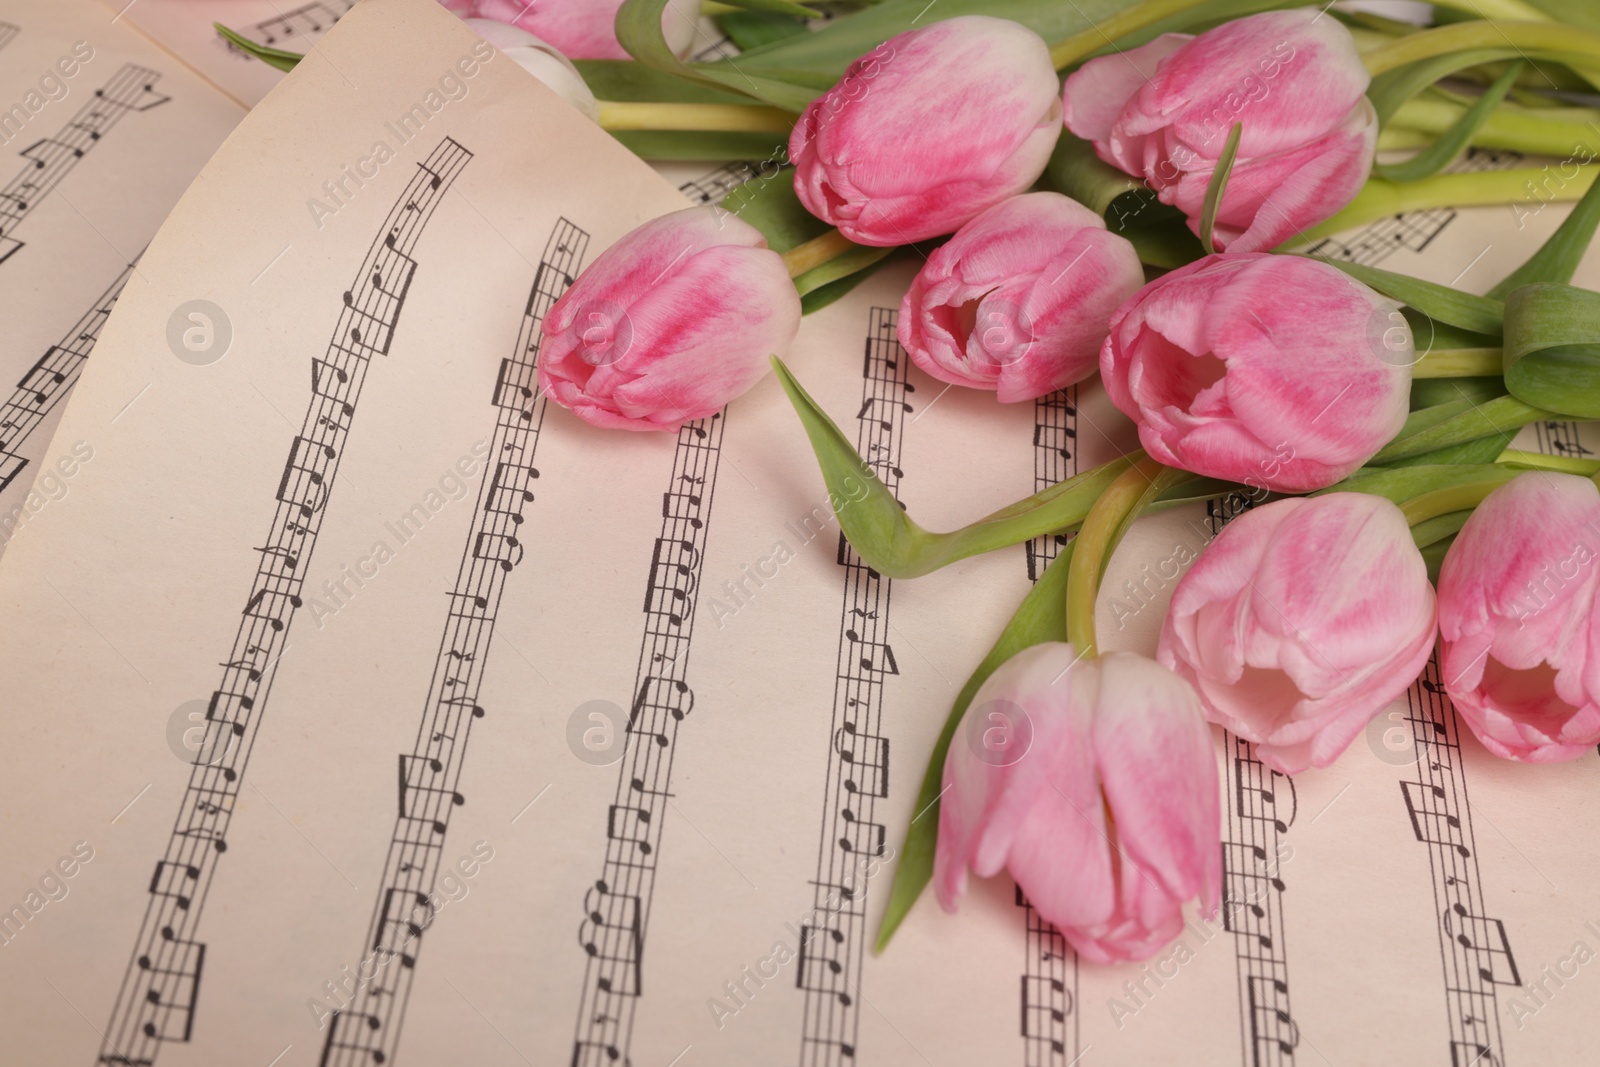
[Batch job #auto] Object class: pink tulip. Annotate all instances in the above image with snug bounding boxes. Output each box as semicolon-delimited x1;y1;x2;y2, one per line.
439;0;695;61
1158;494;1436;774
936;643;1220;963
1100;253;1411;492
1063;9;1377;252
539;207;800;432
789;16;1062;246
1438;472;1600;762
896;193;1145;402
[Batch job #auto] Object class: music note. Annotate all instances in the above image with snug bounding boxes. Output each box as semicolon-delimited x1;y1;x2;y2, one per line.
580;882;643;996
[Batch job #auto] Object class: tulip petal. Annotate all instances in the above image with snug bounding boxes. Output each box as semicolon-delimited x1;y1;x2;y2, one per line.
1062;34;1191;145
1090;653;1220;913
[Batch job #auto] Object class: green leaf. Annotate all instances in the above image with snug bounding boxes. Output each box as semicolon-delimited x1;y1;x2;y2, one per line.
1409;374;1507;410
1421;534;1457;584
575;60;760;103
1045;133;1142;217
605;129;786;160
1375;61;1523;182
215;23;302;71
1071;0;1308;61
1487;158;1600;300
1410;509;1473;550
1199;122;1242;255
1502;283;1600;418
725;0;1143;76
875;542;1073;953
715;10;812;51
714;0;822;17
1378;435;1512;468
772;358;1134;578
616;0;819;110
799;254;892;315
720;167;828;252
1405;308;1502;355
1368;394;1548;465
1306;257;1506;337
1366;48;1515;125
1319;462;1510;505
1523;0;1600;31
792;243;893;298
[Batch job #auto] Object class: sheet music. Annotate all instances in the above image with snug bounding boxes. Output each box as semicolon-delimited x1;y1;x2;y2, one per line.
0;0;242;556
2;2;1599;1065
113;0;360;108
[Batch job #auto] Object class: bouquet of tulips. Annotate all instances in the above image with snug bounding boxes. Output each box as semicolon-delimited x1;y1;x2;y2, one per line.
234;0;1600;963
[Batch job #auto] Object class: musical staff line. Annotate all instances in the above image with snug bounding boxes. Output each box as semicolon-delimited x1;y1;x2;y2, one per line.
1305;148;1522;268
1532;420;1594;461
95;136;472;1067
570;408;727;1066
1398;658;1519;1067
677;162;757;207
225;0;357;56
1206;493;1300;1067
1017;387;1079;1067
319;218;588;1066
0;255;137;495
795;307;913;1067
0;63;169;267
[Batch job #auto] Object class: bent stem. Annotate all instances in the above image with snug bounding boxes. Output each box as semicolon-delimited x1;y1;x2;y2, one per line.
1498;449;1600;476
1065;455;1179;658
1363;21;1600;88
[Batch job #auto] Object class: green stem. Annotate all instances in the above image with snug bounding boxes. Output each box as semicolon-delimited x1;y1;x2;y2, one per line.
1413;348;1503;378
1373;394;1550;464
780;228;856;278
1388;95;1600;158
1064;455;1176;658
595;101;795;132
1498;448;1600;475
1286;166;1599;248
1048;0;1209;70
1428;0;1559;19
1400;470;1518;525
1363;21;1600;88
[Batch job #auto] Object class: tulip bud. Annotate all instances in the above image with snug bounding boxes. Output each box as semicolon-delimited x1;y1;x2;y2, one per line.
462;20;599;123
1437;472;1600;762
936;643;1219;964
440;0;695;61
1063;9;1377;252
1158;494;1436;774
789;16;1062;246
1100;253;1411;492
539;207;800;432
897;193;1145;402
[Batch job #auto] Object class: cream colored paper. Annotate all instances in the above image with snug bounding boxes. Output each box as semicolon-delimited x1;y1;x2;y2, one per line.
0;0;242;555
1;3;1599;1066
114;0;357;109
